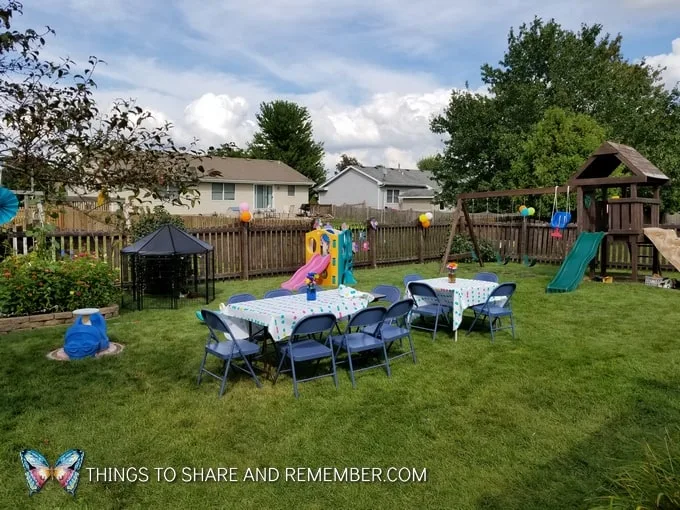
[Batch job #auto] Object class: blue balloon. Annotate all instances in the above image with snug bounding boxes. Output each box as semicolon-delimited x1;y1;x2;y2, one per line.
520;208;530;217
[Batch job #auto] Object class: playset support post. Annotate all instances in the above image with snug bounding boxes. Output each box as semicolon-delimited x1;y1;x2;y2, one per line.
440;199;462;273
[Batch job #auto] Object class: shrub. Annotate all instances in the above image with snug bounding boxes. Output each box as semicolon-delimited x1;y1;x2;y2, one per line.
449;234;497;262
0;252;120;317
131;206;185;241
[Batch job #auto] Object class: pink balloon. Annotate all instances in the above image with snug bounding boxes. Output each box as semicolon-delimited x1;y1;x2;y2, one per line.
239;202;249;212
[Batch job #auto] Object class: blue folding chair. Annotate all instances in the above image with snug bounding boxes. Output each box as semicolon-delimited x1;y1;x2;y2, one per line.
264;289;293;299
365;299;416;364
197;310;262;397
402;274;423;296
407;281;452;341
273;313;339;398
370;285;401;306
331;307;389;388
228;293;257;304
473;272;499;283
466;283;517;341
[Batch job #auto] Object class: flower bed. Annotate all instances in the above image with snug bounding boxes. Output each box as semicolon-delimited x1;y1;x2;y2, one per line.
0;252;120;317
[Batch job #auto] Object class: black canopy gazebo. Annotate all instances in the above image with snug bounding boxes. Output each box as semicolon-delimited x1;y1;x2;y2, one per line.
120;224;216;310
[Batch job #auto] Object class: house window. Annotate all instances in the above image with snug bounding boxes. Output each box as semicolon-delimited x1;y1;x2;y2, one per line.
212;183;235;200
386;189;400;204
288;185;296;196
158;185;180;200
255;185;273;209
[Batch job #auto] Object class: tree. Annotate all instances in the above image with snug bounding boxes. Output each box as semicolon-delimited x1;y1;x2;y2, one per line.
510;107;606;216
431;18;680;210
248;100;326;185
417;155;444;173
510;107;606;189
0;1;208;210
130;206;185;241
335;154;360;174
207;141;248;158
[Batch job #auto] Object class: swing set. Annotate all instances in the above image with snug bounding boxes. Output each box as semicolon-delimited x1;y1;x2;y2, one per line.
440;184;571;273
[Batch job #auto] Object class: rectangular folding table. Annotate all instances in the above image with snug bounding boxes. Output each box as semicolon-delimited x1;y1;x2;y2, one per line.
407;277;498;340
220;288;372;343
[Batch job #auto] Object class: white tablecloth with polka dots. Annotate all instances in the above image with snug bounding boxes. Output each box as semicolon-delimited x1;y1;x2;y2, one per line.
407;277;498;330
220;289;370;342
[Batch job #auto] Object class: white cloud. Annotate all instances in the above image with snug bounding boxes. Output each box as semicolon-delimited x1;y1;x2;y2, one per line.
184;94;256;147
645;38;680;90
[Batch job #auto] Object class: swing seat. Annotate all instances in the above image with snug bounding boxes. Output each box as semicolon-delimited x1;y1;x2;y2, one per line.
550;211;571;229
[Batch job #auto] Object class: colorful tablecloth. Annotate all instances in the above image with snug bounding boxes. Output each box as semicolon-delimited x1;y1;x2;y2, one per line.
220;288;371;342
407;277;498;330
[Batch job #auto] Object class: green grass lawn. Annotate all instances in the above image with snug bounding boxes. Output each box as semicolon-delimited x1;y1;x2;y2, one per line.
1;262;680;509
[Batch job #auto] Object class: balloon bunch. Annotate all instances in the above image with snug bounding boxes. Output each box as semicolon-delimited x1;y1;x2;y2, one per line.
518;205;535;217
418;212;434;228
239;202;253;222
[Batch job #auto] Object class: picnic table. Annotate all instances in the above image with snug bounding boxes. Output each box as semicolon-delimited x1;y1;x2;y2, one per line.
220;287;372;342
407;277;498;340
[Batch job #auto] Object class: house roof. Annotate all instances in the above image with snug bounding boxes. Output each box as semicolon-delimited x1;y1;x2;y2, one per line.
400;188;436;199
570;141;669;185
317;165;437;190
192;156;315;186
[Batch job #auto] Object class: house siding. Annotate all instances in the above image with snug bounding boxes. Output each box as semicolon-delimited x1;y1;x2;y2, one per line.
75;182;310;215
157;183;310;215
399;198;437;212
318;170;381;208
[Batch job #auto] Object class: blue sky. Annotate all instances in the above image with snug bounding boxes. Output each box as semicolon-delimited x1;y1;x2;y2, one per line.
19;0;680;170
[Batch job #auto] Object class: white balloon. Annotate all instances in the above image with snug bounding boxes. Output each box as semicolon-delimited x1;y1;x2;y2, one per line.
425;212;433;220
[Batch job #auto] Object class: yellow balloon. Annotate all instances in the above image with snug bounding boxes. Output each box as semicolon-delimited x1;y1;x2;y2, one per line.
519;205;527;212
419;214;427;222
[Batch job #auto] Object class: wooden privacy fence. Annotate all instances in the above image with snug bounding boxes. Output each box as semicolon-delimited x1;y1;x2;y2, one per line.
4;220;680;278
464;220;680;271
311;203;452;224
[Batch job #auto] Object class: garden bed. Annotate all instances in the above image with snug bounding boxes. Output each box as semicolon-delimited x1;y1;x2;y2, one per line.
0;305;118;334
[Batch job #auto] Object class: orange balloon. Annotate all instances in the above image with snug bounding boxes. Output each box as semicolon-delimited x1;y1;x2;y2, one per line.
422;219;431;228
240;211;252;222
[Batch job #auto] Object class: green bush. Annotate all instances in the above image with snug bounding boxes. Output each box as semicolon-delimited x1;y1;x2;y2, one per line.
0;252;120;317
449;234;497;262
131;206;185;241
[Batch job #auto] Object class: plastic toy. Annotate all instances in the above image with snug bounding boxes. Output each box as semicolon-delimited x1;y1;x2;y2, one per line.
63;311;109;359
281;225;356;290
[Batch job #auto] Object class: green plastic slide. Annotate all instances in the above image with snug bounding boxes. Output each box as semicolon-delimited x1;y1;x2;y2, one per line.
546;232;606;293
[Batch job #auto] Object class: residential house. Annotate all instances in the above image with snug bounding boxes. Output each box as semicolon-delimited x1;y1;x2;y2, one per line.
73;156;315;216
315;165;445;212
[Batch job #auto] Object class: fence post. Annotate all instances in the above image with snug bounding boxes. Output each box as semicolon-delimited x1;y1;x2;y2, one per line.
418;226;425;263
520;216;527;262
240;221;249;280
367;219;377;268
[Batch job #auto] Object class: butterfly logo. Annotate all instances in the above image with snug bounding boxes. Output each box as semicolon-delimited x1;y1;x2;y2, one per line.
19;449;85;496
